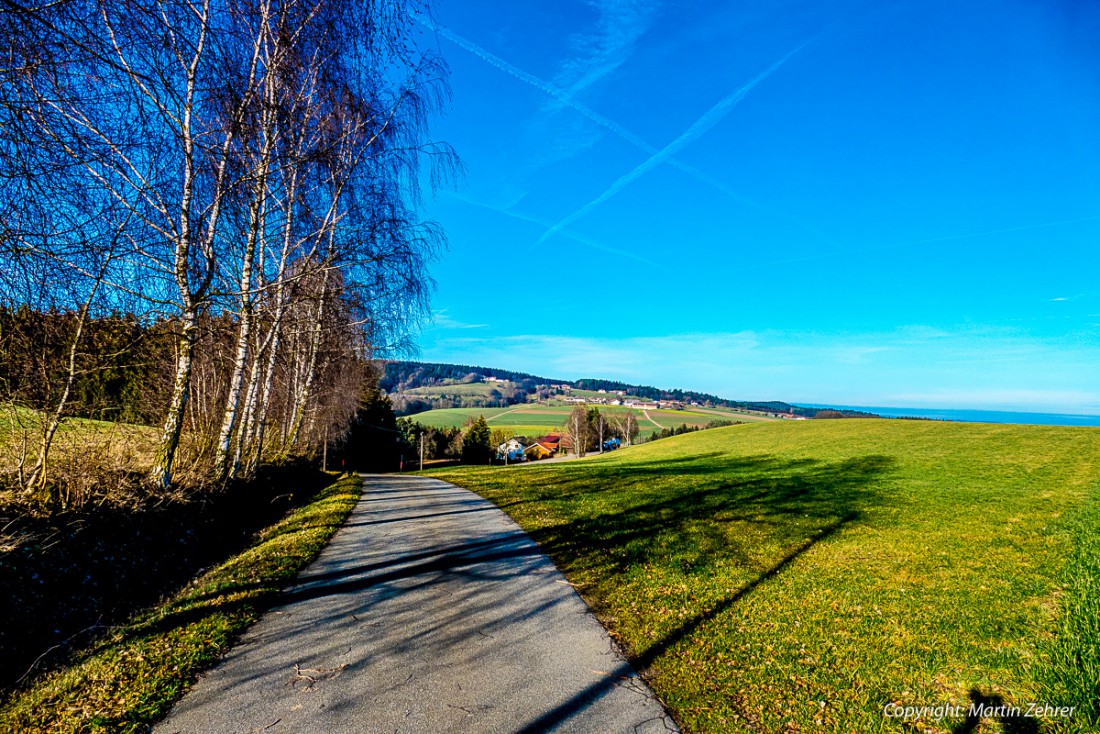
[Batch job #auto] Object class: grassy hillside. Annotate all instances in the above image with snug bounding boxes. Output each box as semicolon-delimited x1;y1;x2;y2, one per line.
403;406;512;428
427;420;1100;733
401;382;516;398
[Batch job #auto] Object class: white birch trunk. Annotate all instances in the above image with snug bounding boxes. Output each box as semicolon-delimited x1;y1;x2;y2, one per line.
285;267;330;451
25;283;97;500
212;2;279;480
151;308;197;489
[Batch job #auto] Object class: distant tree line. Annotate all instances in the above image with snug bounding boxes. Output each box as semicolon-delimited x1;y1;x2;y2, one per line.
642;419;740;443
389;386;530;416
378;361;883;424
379;361;553;415
0;308;166;426
807;408;881;419
574;378;829;416
336;405;746;471
381;362;810;416
338;401;500;470
378;361;551;393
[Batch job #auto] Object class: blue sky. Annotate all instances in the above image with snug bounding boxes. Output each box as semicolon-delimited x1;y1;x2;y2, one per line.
411;0;1100;414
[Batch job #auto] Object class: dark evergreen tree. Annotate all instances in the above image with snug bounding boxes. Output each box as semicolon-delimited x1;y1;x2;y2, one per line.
335;390;406;472
461;416;493;465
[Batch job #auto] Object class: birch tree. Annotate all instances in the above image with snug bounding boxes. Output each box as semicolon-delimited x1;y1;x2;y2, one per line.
620;411;638;446
567;405;589;457
1;0;270;488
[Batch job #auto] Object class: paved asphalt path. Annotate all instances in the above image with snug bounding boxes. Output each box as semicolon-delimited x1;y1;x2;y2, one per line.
155;475;678;734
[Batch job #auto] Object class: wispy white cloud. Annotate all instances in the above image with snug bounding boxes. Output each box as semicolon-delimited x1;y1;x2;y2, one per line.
526;0;660;165
532;42;809;247
420;326;1100;414
1048;292;1092;302
552;0;660;97
431;309;487;330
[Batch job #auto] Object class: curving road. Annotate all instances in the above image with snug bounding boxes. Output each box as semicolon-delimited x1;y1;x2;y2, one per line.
155;475;677;734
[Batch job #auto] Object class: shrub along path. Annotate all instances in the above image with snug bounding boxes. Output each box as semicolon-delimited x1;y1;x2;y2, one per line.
155;475;676;734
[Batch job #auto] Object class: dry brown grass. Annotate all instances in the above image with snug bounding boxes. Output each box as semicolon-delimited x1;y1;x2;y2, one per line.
0;405;219;514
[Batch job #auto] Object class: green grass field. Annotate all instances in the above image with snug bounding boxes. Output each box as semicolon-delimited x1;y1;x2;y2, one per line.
426;420;1100;733
402;407;511;428
401;382;517;398
645;408;726;427
485;407;573;424
1;406;160;502
404;402;766;440
690;406;777;423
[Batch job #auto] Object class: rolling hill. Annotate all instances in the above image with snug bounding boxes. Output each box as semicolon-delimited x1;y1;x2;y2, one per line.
376;360;874;419
427;419;1100;733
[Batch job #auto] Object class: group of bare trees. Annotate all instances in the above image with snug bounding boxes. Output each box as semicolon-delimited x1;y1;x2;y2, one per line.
566;406;639;457
0;0;450;502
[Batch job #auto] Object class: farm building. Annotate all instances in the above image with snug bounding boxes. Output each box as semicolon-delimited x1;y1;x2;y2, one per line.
538;433;575;455
524;442;555;460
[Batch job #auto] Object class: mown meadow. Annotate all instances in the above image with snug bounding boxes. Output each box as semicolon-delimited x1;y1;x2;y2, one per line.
406;402;773;442
428;419;1100;733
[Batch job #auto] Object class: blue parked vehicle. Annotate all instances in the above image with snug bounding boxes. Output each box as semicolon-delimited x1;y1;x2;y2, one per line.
496;438;527;463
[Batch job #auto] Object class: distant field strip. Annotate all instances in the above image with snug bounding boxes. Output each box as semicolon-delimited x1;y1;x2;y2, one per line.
693;406;777;422
404;403;759;439
401;383;509;398
485;408;521;422
428;420;1100;733
487;408;569;426
403;407;510;428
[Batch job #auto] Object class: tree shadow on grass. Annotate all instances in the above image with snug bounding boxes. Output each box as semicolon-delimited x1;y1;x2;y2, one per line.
519;452;892;589
505;454;892;734
14;453;894;732
182;456;891;734
509;515;858;734
952;689;1041;734
493;451;895;733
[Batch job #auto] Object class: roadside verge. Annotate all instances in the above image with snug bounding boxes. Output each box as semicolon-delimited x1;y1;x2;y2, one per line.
0;472;362;734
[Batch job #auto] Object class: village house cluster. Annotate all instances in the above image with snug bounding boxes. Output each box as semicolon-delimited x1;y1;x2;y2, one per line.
552;386;700;411
496;433;570;463
495;432;621;463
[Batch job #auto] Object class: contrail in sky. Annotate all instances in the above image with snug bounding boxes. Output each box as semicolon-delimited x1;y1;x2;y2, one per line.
419;16;654;150
416;15;831;245
533;43;808;248
450;192;661;268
